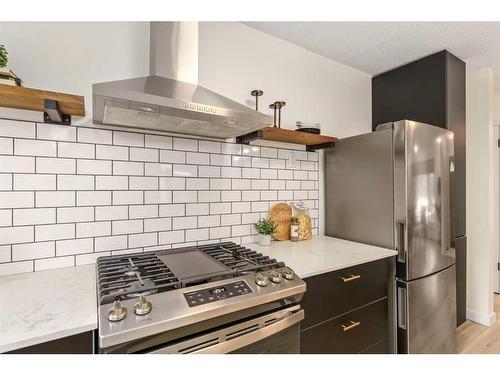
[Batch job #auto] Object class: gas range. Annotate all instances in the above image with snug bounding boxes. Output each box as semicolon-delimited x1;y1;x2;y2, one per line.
96;242;306;353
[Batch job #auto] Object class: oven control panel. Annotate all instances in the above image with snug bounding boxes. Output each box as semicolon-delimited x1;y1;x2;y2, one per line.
183;280;253;307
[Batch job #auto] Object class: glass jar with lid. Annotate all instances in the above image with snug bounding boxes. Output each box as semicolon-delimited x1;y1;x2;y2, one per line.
291;202;312;240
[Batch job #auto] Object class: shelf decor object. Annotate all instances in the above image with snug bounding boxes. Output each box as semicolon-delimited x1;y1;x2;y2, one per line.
236;126;337;151
0;85;85;125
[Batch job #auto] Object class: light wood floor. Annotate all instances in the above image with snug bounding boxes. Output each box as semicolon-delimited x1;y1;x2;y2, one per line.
457;294;500;353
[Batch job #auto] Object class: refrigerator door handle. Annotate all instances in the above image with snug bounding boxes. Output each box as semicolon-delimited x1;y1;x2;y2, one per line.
397;286;407;330
396;222;406;263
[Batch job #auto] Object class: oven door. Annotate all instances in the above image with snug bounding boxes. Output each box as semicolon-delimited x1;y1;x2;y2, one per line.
148;305;304;354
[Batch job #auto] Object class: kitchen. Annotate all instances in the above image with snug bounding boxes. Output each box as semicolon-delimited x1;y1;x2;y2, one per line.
1;6;500;369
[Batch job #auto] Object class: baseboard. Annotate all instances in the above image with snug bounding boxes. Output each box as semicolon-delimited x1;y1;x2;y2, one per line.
466;309;497;326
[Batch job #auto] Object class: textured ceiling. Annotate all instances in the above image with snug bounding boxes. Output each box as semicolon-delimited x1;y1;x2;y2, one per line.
244;22;500;92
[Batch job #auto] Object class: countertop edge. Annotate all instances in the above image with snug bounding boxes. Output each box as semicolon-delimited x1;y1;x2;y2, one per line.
0;322;97;353
298;251;397;278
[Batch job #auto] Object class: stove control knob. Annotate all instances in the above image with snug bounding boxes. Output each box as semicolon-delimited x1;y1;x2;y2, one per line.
134;295;152;316
107;301;127;322
281;267;295;280
269;270;282;283
255;273;269;287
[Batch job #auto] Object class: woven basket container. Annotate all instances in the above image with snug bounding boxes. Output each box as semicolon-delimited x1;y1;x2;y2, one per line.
269;203;292;241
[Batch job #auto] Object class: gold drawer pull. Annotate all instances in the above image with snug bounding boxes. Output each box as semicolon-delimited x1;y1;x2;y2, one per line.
341;320;361;332
340;274;361;282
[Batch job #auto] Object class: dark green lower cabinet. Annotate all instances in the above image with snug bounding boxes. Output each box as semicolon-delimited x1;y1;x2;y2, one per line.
300;258;393;354
301;299;388;354
8;331;94;354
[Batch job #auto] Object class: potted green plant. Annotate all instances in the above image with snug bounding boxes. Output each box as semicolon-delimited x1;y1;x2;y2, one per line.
0;45;7;68
254;218;277;246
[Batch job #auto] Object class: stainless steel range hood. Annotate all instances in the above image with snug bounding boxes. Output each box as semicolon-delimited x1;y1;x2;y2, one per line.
92;23;272;139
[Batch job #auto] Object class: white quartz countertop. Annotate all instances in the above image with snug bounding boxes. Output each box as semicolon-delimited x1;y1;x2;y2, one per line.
252;235;398;279
0;265;97;353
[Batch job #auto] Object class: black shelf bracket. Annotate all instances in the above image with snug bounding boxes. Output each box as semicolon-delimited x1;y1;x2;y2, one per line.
43;99;71;125
236;130;264;144
306;142;336;152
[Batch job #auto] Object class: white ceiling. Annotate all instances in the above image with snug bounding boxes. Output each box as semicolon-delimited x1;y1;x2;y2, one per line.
244;22;500;92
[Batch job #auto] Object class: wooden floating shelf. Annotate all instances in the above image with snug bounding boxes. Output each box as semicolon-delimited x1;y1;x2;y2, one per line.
0;85;85;122
236;127;338;151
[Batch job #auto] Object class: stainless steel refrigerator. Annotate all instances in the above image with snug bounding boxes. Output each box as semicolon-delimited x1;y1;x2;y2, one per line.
324;120;456;354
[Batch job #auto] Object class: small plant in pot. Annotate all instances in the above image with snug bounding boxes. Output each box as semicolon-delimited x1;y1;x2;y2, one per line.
254;218;277;246
0;45;7;68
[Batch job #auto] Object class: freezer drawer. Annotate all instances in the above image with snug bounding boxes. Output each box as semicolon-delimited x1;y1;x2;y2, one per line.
397;264;456;353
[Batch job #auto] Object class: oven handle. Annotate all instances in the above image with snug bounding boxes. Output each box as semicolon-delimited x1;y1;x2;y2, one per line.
149;305;304;354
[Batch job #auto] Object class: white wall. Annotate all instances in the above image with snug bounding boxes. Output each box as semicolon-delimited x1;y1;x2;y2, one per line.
198;22;372;139
0;22;150;120
466;67;497;326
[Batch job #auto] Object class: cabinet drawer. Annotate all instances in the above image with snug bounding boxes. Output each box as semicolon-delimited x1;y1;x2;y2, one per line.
360;339;389;354
300;298;388;354
301;258;391;329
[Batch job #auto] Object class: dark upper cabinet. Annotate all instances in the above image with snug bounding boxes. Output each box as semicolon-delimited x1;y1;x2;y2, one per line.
372;49;466;327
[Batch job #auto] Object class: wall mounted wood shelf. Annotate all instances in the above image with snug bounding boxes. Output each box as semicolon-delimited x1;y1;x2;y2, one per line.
0;85;85;124
236;127;338;151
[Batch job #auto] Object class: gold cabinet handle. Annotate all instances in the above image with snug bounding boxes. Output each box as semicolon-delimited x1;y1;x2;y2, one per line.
340;274;361;282
340;320;361;332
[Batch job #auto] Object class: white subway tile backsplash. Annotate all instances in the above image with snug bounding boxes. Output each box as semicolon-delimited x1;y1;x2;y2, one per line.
35;223;74;242
159;230;184;245
12;241;55;262
113;161;144;176
129;176;158;190
95;176;128;190
36;157;75;174
210;154;231;166
95;235;128;252
96;145;128;161
144;218;171;232
35;256;74;271
186;228;208;242
95;205;128;221
56;238;93;256
159;204;185;217
145;134;172;149
173;216;197;230
173;190;197;203
0;261;33;275
77;191;110;206
13;208;55;226
0;121;318;273
113;219;143;235
59;142;95;159
36;191;74;208
129;232;157;248
76;221;110;238
78;128;112;145
14;174;56;190
57;207;94;223
37;123;76;142
0;191;34;208
199;140;220;153
129;205;158;219
173;138;198;152
77;159;111;175
58;175;94;190
14;139;56;157
130;147;159;162
160;150;185;164
145;163;172;176
144;191;172;204
187;152;209;165
0;155;35;173
0;174;11;191
0;119;35;138
113;131;144;147
113;191;143;205
173;164;197;177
